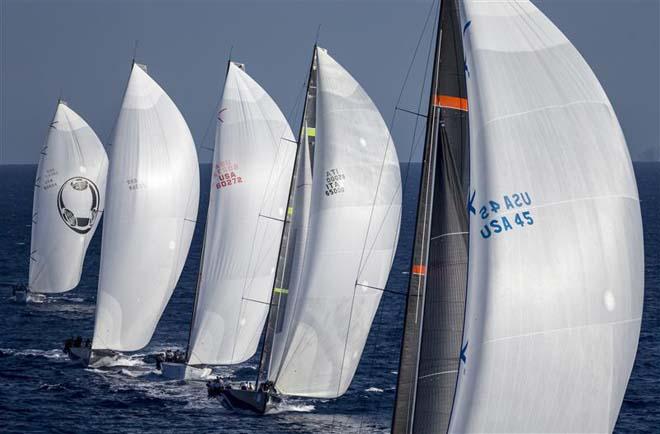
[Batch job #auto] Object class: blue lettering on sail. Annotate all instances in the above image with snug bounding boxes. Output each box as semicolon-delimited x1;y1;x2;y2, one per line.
476;192;535;239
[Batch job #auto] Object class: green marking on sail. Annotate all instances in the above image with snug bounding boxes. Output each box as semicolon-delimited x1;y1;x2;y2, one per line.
306;127;316;137
274;287;288;294
287;207;294;216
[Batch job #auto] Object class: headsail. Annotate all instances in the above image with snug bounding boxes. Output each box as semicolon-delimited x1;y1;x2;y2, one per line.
186;62;296;365
29;101;108;294
92;63;199;352
393;1;644;432
268;47;402;398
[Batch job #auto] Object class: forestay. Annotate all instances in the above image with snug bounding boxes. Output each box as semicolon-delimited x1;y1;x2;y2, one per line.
270;48;402;398
450;1;643;432
187;62;295;365
266;50;317;385
29;101;108;293
93;64;199;351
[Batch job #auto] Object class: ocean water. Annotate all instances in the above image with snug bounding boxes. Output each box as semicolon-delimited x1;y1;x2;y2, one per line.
0;163;658;433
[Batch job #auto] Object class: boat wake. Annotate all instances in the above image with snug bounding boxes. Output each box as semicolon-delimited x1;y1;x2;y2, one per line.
267;402;315;415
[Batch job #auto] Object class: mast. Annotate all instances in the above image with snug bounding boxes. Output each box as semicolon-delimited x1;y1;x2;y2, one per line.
256;45;318;386
185;59;236;365
392;0;470;431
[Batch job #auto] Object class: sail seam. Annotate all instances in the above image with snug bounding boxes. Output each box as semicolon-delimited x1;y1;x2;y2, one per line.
478;100;610;132
523;194;640;213
430;231;468;241
483;317;642;345
418;369;458;380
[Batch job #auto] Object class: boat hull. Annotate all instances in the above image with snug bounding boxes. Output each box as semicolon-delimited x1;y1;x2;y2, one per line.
65;347;117;368
160;362;213;381
217;389;279;414
13;289;27;303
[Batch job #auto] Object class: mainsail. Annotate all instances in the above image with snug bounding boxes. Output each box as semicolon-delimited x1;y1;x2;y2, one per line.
265;47;402;399
29;101;108;294
186;62;296;366
393;1;644;433
92;63;200;352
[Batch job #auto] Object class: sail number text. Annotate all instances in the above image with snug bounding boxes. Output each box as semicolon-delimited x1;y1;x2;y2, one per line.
214;160;244;189
325;168;345;196
478;192;534;239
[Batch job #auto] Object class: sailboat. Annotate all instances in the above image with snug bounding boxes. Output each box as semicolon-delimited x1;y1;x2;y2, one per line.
68;62;200;365
392;1;644;433
159;61;296;380
23;100;108;303
216;46;403;413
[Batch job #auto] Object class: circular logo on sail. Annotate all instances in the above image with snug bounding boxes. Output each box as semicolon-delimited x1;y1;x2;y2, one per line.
57;177;101;234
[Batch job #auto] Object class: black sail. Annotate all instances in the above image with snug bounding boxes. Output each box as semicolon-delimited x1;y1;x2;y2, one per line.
392;0;470;432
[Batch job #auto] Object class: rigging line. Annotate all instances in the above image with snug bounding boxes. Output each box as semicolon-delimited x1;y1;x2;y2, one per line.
354;0;438;280
348;0;441;409
259;214;285;223
356;282;408;297
232;76;306;299
229;71;309;365
396;106;429;118
266;48;318;387
241;296;270;306
235;72;308;307
250;71;307;223
355;0;439;281
195;46;234;155
362;3;441;432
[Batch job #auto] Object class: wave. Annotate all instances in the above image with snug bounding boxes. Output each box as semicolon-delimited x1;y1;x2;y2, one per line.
268;403;315;415
0;348;67;360
364;387;384;393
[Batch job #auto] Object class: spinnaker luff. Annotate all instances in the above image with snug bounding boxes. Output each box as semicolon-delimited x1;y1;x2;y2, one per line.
392;1;644;433
84;63;199;365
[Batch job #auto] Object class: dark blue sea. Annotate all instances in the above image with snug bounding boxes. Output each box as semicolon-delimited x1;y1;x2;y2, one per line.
0;163;658;433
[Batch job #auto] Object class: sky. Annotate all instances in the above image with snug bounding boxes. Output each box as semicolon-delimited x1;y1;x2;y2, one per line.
0;0;658;164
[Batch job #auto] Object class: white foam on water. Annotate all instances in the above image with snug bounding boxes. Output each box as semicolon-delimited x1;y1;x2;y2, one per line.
267;403;316;415
1;348;67;360
26;293;47;303
119;368;149;378
365;387;384;393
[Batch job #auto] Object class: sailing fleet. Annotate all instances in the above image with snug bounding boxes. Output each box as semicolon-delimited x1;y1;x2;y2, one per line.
21;0;643;432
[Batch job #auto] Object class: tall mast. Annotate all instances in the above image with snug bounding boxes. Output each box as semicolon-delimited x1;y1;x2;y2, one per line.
185;59;236;364
256;45;318;386
392;0;471;431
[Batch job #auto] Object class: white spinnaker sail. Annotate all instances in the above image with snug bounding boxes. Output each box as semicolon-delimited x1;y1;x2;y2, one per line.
93;64;199;351
449;1;644;432
29;102;108;293
271;48;402;398
187;63;295;365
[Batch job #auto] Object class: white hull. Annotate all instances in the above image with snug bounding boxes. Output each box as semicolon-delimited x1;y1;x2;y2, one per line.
160;362;213;381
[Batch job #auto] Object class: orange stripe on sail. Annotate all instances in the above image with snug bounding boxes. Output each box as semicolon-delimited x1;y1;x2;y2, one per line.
433;95;468;111
412;264;427;276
